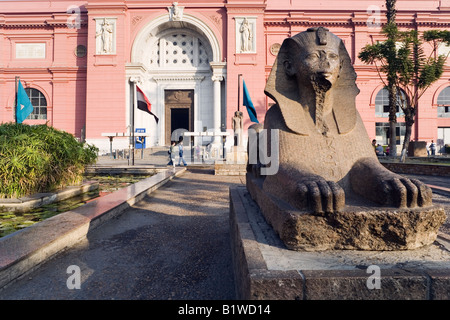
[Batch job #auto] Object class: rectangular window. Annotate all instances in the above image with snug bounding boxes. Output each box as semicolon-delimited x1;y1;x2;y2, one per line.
375;122;406;146
438;106;450;118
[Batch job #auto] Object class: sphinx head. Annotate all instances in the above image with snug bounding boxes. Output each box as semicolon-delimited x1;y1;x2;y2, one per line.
282;27;342;92
264;28;359;135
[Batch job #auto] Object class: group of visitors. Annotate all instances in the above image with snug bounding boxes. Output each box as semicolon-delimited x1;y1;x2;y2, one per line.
167;137;187;167
372;139;437;157
372;139;389;156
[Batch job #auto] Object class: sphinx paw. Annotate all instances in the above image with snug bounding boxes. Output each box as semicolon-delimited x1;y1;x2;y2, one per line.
297;180;345;213
384;177;432;208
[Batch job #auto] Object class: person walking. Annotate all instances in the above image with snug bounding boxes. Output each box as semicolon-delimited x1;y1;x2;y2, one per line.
167;141;176;168
177;138;187;166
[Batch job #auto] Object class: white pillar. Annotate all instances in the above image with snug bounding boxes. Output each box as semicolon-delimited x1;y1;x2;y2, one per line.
212;75;223;145
210;61;226;158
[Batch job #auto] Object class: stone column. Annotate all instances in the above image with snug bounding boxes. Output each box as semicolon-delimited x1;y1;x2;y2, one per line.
210;62;226;158
212;75;223;145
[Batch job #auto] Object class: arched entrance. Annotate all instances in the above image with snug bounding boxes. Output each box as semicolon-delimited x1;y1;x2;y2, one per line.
128;14;225;147
436;86;450;153
374;87;407;147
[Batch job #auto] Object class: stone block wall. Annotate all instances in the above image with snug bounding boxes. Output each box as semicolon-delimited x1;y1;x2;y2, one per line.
381;162;450;177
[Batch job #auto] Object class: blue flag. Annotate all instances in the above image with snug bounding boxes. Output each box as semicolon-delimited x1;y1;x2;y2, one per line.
243;80;259;123
16;80;33;123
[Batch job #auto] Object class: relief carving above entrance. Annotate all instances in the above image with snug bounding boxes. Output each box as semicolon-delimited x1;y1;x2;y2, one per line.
165;89;194;144
166;90;192;104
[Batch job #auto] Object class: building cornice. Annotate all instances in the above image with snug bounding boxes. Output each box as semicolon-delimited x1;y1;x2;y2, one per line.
152;75;205;83
226;3;266;14
2;66;86;74
0;14;88;28
85;3;128;14
264;10;450;28
49;66;87;73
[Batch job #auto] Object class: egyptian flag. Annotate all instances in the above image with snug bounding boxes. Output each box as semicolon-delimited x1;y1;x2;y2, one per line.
136;85;159;123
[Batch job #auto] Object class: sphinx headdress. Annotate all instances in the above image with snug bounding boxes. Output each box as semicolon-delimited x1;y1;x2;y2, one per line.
264;27;359;135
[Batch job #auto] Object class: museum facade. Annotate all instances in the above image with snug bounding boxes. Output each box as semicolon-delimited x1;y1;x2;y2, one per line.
1;0;450;154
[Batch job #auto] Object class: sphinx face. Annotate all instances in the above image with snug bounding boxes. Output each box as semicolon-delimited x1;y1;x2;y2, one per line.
294;44;341;90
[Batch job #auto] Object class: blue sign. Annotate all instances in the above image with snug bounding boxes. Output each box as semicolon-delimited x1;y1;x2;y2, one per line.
135;128;146;149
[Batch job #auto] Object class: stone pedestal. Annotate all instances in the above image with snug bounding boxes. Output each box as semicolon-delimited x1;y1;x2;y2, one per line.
230;186;450;300
246;173;446;251
214;146;247;175
226;145;247;164
214;162;246;176
408;141;428;157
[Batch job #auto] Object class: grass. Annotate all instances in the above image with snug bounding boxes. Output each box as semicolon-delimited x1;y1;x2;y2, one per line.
379;156;450;166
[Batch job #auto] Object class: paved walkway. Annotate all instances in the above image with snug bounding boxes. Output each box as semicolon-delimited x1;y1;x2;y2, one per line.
0;168;244;300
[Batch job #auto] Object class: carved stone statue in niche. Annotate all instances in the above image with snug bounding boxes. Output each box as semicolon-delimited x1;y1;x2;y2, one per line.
96;19;113;54
246;27;445;251
239;18;253;52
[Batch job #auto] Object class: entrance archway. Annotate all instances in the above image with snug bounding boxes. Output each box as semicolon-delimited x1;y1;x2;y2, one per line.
128;14;225;146
131;14;222;64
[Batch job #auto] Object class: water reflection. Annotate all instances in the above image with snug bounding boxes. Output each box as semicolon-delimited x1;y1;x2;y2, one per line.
0;174;152;238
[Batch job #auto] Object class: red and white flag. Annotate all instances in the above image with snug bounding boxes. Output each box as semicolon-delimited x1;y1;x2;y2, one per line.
136;85;159;123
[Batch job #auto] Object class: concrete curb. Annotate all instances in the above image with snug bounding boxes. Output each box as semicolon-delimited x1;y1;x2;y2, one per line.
0;181;99;213
428;184;450;197
0;167;186;290
85;165;161;175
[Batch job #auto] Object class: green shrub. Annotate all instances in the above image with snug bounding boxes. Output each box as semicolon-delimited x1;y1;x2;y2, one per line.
0;123;98;198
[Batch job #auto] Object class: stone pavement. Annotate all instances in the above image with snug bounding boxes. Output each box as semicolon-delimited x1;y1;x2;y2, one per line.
0;167;244;299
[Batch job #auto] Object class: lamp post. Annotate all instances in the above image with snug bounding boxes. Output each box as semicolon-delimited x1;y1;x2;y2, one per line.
237;74;242;113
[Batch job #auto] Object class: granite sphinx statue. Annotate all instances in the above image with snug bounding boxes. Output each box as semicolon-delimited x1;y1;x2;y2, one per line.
246;27;445;251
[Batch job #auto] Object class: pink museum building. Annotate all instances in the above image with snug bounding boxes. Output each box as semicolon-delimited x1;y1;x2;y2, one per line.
1;0;450;154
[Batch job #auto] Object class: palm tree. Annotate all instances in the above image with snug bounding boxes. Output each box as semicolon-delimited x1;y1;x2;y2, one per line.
385;0;398;158
359;0;450;161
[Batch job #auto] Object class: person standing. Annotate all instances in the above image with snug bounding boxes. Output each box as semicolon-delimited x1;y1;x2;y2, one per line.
430;140;436;156
178;138;187;166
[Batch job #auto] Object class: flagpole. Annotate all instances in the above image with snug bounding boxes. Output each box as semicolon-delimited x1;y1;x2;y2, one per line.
131;80;137;166
237;74;242;112
14;76;19;123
